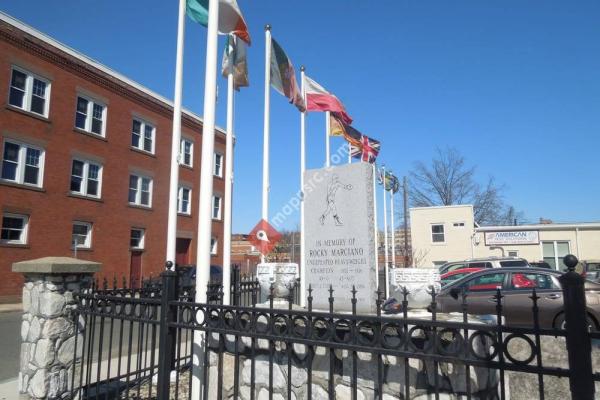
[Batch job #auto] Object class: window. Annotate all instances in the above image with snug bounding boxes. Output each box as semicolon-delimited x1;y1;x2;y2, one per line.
8;67;50;117
453;222;465;228
128;174;152;207
75;95;106;136
431;224;445;243
130;228;145;249
210;237;218;255
1;213;29;244
1;140;44;187
467;262;493;269
70;159;102;197
212;195;222;220
178;186;191;215
131;119;155;153
507;250;519;257
213;153;223;177
464;273;506;292
72;221;92;248
180;139;193;167
542;241;570;270
509;272;558;290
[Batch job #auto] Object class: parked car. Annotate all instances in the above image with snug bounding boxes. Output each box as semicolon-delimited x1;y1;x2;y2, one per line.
143;264;223;289
438;257;530;275
435;267;600;329
529;261;552;269
440;268;483;287
573;260;600;282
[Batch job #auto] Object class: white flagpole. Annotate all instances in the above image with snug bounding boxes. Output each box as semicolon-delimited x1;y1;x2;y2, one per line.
165;0;186;267
325;111;331;167
192;0;219;396
222;35;236;306
261;25;272;263
372;163;379;294
390;188;396;268
300;66;306;307
382;166;389;297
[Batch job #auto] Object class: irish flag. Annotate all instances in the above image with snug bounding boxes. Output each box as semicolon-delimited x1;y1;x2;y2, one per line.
186;0;251;44
304;75;352;124
270;38;305;112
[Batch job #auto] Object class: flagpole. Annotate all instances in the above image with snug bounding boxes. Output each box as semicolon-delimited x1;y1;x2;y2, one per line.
192;0;219;396
348;142;351;164
325;111;331;167
300;66;306;307
261;25;272;263
165;0;186;267
382;166;389;297
372;163;379;294
390;187;396;269
222;35;236;306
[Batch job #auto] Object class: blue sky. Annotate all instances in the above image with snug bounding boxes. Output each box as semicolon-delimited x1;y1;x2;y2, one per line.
3;1;599;232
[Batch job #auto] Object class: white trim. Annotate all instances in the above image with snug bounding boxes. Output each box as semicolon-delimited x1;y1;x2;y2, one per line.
210;236;218;255
131;117;155;154
130;227;145;250
75;94;107;137
411;204;474;211
0;11;227;136
1;212;29;244
212;195;222;220
180;138;194;167
1;138;45;188
72;221;92;249
431;223;445;244
177;185;192;215
70;158;103;198
213;152;223;178
478;223;600;231
128;174;153;207
8;65;51;117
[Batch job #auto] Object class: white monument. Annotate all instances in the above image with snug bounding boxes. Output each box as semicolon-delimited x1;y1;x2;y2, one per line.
303;163;378;313
388;268;441;309
256;262;299;300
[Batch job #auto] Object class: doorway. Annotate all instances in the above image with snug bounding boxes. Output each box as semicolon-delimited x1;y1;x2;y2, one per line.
176;238;191;266
130;250;143;288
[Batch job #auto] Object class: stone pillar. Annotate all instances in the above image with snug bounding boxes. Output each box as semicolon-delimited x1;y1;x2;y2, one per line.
13;257;101;400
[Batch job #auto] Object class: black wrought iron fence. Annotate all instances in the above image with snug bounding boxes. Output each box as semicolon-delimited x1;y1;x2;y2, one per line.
68;259;598;400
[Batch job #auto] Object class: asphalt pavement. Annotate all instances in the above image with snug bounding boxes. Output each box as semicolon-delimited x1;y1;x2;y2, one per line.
0;311;21;383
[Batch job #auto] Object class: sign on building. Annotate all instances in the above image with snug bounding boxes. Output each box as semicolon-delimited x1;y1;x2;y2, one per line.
484;231;540;245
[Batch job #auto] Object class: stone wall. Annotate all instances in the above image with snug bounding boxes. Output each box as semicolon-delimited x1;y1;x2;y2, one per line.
18;273;91;399
203;313;500;400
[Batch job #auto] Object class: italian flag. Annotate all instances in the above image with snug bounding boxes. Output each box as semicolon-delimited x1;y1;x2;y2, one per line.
186;0;251;44
304;75;352;124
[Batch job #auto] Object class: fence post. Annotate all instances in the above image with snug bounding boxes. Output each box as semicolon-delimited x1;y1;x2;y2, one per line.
157;264;178;400
558;254;595;400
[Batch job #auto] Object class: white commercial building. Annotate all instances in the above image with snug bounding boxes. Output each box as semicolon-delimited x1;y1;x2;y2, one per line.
410;205;600;270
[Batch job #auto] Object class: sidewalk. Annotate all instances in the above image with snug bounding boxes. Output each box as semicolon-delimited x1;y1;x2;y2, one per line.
0;304;21;314
0;377;18;400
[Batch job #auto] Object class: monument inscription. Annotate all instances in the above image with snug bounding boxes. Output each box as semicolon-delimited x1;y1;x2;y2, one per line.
304;163;377;312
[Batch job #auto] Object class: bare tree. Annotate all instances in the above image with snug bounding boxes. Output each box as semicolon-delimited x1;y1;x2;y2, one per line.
409;147;521;225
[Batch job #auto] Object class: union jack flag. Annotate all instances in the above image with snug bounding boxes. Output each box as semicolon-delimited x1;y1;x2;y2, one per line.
351;135;380;164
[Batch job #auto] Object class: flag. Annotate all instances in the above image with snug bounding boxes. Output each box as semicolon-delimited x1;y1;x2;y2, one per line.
329;113;361;145
222;35;249;90
391;175;400;193
270;38;305;111
186;0;251;44
304;76;352;124
351;135;380;164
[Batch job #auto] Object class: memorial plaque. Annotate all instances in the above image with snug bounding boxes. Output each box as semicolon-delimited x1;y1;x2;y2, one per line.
304;163;377;312
388;268;441;309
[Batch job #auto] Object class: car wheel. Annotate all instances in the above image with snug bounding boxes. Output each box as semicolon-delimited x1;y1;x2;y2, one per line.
555;313;598;331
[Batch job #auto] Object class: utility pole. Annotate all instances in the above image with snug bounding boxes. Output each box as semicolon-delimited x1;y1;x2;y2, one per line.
403;176;409;267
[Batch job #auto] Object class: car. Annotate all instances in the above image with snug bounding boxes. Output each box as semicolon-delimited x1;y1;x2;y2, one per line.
529;261;552;269
435;267;600;329
573;260;600;282
440;268;484;287
438;257;530;276
143;264;223;290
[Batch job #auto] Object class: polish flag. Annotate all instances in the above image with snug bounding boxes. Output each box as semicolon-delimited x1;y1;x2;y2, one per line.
303;75;352;124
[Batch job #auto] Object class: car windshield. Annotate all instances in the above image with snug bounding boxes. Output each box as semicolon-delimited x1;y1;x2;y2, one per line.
500;260;528;268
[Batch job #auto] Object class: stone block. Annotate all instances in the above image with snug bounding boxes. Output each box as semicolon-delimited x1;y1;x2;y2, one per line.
20;343;32;373
47;369;67;399
42;317;73;340
30;284;41;316
23;287;31;313
29;369;48;399
34;338;55;368
311;384;329;400
39;291;66;317
241;355;286;390
384;355;422;398
27;317;42;342
335;384;366;400
57;334;83;366
21;320;30;342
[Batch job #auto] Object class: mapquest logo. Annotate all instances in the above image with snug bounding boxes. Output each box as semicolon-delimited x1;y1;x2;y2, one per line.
248;219;282;256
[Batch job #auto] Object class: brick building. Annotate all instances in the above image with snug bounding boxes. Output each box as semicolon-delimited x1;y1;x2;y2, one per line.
0;13;227;301
231;234;261;276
